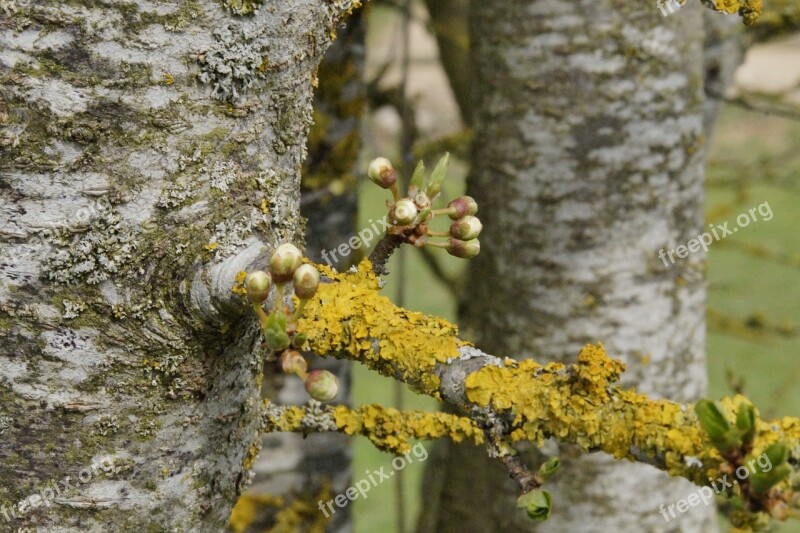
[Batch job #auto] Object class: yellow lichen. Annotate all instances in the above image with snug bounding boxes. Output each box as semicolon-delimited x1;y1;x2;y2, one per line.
298;261;462;396
232;270;248;296
331;404;483;454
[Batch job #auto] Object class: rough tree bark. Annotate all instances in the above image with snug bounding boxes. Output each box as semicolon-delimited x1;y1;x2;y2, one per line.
420;1;722;531
0;0;357;530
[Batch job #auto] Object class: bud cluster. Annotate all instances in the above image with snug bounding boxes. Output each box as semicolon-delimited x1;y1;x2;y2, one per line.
244;243;338;402
365;153;483;260
694;398;797;526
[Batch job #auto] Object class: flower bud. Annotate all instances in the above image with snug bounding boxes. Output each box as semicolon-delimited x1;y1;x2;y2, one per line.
269;243;303;283
516;489;551;522
293;264;320;300
280;350;307;375
304;370;339;402
449;216;482;240
392;198;418;226
448;196;478;220
367;157;397;189
446;238;480;259
245;270;271;304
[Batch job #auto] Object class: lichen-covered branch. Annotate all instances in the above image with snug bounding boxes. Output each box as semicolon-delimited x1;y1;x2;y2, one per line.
262;401;483;455
272;261;800;495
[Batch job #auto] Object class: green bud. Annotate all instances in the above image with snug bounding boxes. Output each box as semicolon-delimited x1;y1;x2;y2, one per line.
293;264;320;300
368;157;397;189
304;370;339;402
449;216;482;240
750;464;791;494
265;329;290;352
516;489;552;522
280;350;307;375
292;332;308;348
695;399;737;451
392;198;418;226
245;270;272;304
446;238;480;259
447;196;478;220
763;442;789;466
735;402;757;444
269;243;303;283
537;457;561;482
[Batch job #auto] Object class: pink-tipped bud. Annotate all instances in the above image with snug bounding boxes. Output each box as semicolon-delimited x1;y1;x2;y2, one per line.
367;157;397;189
280;350;308;375
293;264;320;300
448;196;478;220
269;243;303;283
446;238;480;259
392;198;418;225
245;271;272;304
449;215;482;240
304;370;339;402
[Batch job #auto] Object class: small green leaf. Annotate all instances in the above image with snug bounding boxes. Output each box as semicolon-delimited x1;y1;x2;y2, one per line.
410;160;425;194
750;464;791;494
735;402;756;444
425;152;450;199
763;442;789;466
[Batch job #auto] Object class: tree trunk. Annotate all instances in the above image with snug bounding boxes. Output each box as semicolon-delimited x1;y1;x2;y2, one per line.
0;0;355;530
420;1;718;531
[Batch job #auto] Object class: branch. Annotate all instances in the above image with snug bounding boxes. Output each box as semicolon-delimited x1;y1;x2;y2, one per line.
262;401;483;455
273;261;800;483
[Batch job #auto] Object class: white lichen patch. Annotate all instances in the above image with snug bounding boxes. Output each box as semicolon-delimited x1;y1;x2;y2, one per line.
209;160;237;192
45;210;139;285
206;209;266;260
62;299;87;319
197;23;271;102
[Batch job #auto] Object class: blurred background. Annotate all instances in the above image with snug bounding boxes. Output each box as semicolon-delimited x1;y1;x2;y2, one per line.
353;3;800;532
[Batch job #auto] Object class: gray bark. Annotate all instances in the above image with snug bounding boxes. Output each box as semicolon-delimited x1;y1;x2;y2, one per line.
0;0;355;530
421;0;718;531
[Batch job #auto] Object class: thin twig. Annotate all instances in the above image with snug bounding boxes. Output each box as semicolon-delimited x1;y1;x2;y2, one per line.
706;87;800;122
497;454;540;494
